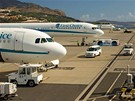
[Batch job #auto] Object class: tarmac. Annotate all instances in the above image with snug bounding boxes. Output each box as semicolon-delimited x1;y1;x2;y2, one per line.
43;29;134;84
0;29;135;101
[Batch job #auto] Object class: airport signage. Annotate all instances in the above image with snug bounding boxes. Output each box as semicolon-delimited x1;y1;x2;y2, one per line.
0;33;12;39
56;24;82;29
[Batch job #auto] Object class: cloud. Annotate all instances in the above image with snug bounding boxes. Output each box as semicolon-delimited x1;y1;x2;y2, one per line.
117;15;125;19
128;12;134;17
100;13;104;18
114;12;135;21
79;12;135;21
116;12;135;20
80;14;90;21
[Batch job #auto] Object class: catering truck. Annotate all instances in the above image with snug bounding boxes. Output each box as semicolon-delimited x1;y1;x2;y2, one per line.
8;64;43;87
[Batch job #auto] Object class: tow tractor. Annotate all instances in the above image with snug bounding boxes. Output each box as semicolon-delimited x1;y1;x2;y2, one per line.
119;65;135;100
123;43;134;56
0;82;17;100
124;29;132;33
8;64;43;87
92;39;120;46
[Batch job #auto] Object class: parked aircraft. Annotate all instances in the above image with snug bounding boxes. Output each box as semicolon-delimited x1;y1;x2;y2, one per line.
0;28;67;65
0;22;104;36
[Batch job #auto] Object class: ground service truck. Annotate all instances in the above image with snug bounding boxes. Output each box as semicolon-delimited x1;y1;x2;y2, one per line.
8;64;43;87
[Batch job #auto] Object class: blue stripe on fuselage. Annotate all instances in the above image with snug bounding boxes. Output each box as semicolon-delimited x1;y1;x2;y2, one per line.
0;48;49;54
36;29;96;34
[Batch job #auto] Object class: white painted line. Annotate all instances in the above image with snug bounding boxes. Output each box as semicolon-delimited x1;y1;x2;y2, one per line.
92;98;96;101
109;94;117;101
88;95;109;101
129;53;135;61
105;71;123;96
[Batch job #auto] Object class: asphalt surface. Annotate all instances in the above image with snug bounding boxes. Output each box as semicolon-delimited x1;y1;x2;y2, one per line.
76;30;135;101
88;72;127;101
15;84;86;101
0;70;86;101
0;29;135;101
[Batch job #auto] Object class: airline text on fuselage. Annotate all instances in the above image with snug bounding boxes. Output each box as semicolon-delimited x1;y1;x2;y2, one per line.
56;24;83;29
0;33;12;39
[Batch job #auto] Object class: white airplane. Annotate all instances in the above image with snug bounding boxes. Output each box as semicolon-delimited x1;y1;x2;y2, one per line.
0;28;67;65
0;22;104;36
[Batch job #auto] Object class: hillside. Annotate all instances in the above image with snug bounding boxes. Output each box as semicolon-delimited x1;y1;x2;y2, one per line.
0;0;79;22
0;0;66;16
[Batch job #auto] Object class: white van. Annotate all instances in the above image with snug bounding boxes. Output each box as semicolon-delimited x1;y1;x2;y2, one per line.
85;45;102;58
123;43;134;55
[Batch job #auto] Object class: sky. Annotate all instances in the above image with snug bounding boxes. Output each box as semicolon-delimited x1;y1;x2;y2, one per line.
19;0;135;22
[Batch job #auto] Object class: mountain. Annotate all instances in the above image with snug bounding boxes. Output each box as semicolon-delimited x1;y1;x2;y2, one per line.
0;0;66;16
0;0;79;22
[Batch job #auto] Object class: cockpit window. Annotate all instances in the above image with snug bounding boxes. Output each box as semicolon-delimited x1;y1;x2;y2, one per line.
35;38;40;43
92;27;99;30
35;38;54;43
46;38;54;42
41;38;47;43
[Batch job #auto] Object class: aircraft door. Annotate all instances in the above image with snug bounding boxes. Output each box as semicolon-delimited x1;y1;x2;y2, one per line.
83;27;87;32
14;32;24;51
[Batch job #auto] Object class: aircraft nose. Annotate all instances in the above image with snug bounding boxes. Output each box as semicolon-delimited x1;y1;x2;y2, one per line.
99;29;104;35
54;42;67;58
97;29;104;36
